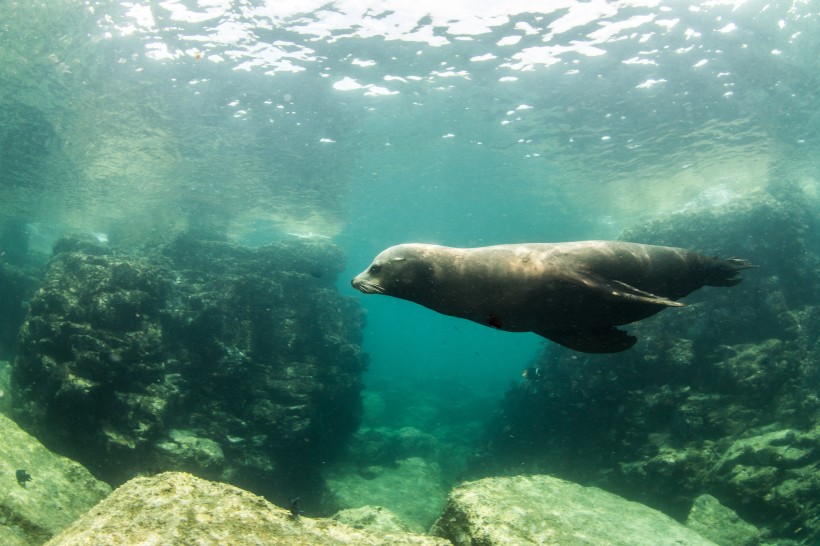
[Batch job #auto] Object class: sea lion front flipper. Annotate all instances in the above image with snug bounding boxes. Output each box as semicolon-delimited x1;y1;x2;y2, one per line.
576;273;685;307
538;328;637;353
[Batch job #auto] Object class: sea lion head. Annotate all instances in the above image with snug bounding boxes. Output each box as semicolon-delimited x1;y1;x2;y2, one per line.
352;244;437;299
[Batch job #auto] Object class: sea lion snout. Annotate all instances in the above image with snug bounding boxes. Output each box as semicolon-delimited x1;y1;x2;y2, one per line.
351;273;366;291
352;271;385;295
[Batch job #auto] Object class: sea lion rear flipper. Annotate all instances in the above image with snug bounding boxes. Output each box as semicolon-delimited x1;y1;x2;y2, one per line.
576;273;685;307
538;328;637;353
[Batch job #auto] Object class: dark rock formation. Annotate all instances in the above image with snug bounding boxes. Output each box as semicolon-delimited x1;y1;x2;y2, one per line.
11;232;366;508
0;221;44;360
481;185;820;544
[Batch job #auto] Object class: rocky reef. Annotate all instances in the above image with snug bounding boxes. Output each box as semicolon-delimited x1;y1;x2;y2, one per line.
44;472;450;546
0;413;111;546
0;413;751;546
481;185;820;544
44;471;739;546
432;475;719;546
0;222;44;360
10;232;366;508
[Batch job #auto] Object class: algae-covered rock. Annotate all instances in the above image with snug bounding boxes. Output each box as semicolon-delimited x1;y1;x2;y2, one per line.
324;457;447;532
431;475;717;546
0;413;111;546
332;505;414;534
714;429;809;473
709;426;820;541
154;429;226;479
686;494;761;546
0;254;42;360
11;232;366;507
344;426;440;467
711;340;790;403
45;472;450;546
0;360;11;415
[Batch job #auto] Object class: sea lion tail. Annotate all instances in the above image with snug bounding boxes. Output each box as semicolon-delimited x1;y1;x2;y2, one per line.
705;257;757;287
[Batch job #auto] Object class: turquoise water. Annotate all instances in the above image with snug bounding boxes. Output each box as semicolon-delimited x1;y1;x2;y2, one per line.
2;0;820;540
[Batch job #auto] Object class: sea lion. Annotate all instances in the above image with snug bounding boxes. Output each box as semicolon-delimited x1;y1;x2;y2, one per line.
351;241;755;353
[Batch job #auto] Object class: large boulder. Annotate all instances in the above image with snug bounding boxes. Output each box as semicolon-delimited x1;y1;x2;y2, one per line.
0;413;111;546
431;475;716;545
11;232;366;507
45;472;450;546
685;494;761;546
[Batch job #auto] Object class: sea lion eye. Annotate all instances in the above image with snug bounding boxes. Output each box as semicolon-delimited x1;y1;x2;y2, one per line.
369;264;381;274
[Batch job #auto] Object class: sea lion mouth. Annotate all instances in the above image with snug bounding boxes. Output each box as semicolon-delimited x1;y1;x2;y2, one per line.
352;279;386;294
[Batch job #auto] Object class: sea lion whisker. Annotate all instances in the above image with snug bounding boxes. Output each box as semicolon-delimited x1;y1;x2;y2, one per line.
357;281;385;294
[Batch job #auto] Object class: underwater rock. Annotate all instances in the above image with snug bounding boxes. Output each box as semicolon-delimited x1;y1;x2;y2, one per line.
0;257;42;360
481;187;820;543
618;444;715;510
12;237;177;480
714;429;811;473
0;413;111;546
11;232;366;507
710;340;792;403
0;360;11;415
324;457;447;533
686;494;761;546
345;426;440;467
155;429;226;480
709;426;820;540
332;505;414;534
431;475;717;546
44;472;450;546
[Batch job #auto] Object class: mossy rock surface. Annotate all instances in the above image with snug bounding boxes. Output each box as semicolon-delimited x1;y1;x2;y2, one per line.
432;475;717;546
11;233;367;506
45;472;450;546
0;413;111;546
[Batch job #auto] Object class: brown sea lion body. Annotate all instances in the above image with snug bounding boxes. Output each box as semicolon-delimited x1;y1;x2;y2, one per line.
351;241;754;353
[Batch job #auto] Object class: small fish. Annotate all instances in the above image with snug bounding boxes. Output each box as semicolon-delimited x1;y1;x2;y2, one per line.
289;496;303;520
522;367;542;381
16;469;32;487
